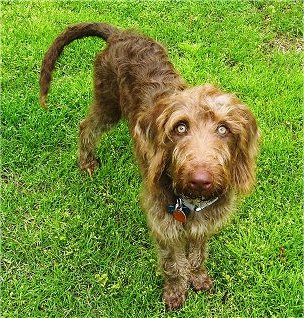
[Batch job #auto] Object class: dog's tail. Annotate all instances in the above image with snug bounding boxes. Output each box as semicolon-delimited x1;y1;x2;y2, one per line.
39;23;118;108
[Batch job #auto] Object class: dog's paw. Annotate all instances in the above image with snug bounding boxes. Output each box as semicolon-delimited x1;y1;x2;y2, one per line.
79;158;100;177
163;282;188;311
190;270;213;292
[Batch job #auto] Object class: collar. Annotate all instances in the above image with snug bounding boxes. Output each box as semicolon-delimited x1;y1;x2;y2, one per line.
167;196;219;223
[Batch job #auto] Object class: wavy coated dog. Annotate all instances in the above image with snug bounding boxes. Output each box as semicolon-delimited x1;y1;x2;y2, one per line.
40;23;259;310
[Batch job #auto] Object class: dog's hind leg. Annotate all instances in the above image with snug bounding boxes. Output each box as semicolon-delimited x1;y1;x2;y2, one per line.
78;54;121;176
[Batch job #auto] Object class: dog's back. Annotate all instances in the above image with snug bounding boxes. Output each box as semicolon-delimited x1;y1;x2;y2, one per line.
39;22;185;113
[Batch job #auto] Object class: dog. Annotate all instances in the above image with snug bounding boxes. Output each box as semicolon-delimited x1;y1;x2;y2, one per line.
39;23;259;310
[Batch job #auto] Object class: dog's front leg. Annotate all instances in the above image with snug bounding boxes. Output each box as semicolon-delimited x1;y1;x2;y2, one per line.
157;239;190;310
187;237;213;292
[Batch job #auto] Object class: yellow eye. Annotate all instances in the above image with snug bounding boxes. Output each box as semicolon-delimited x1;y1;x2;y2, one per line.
175;122;188;135
217;125;228;136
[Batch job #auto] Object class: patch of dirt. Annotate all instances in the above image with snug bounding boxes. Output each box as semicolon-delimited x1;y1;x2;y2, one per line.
267;36;303;53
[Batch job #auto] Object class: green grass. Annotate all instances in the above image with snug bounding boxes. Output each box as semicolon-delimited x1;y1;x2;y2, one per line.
2;0;302;317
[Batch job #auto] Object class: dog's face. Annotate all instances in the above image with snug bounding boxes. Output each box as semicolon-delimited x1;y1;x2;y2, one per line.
137;84;259;198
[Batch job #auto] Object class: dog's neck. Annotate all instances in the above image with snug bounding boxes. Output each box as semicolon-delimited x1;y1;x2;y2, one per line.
166;194;220;224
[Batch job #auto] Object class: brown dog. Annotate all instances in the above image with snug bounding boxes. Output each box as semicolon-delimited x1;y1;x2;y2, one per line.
40;23;259;310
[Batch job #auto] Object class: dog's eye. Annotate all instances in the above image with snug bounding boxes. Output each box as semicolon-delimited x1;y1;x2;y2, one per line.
174;122;188;135
217;125;228;136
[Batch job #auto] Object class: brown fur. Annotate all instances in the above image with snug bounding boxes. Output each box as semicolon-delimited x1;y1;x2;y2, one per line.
40;23;260;310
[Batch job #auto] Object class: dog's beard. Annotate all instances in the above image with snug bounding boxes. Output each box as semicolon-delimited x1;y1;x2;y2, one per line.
175;186;225;201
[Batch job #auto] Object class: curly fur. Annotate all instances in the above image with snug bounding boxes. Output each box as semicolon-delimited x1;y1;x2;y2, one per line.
40;23;260;310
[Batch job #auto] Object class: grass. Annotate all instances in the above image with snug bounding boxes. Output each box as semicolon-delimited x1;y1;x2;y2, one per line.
2;0;302;317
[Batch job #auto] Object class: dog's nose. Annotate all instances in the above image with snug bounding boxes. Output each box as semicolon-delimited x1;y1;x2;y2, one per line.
189;170;213;192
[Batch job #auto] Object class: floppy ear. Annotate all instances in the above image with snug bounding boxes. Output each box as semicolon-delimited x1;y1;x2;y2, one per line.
133;102;169;190
232;105;260;194
146;147;168;190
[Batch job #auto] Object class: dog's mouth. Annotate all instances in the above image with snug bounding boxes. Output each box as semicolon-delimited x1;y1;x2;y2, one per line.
174;185;225;201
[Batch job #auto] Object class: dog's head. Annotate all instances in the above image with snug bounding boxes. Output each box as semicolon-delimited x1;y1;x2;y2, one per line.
135;84;260;199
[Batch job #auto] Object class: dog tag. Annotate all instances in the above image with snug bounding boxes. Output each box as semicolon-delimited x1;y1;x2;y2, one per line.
172;209;186;223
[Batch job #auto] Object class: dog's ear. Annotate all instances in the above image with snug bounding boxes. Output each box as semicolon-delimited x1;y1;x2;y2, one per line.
232;105;260;194
133;102;169;189
146;147;168;189
133;102;165;156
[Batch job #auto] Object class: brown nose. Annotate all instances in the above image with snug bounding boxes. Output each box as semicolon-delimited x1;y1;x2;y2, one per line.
189;170;213;192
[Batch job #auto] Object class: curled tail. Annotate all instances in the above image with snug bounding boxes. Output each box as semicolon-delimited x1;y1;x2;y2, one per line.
39;22;118;108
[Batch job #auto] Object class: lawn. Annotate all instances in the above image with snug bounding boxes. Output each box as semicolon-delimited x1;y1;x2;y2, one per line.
2;1;302;317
